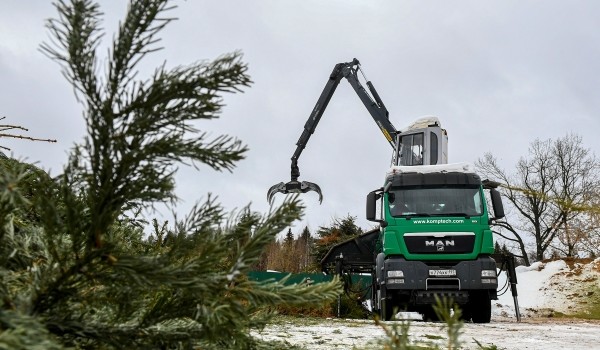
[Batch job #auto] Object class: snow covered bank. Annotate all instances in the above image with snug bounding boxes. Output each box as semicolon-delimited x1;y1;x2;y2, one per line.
495;258;600;319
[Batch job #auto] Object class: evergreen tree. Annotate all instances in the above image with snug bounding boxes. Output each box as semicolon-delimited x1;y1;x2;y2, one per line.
298;226;313;271
313;215;363;266
0;1;340;349
284;228;294;246
299;226;311;242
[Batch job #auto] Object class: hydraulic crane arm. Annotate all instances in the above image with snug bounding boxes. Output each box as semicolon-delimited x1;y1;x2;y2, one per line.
267;58;398;204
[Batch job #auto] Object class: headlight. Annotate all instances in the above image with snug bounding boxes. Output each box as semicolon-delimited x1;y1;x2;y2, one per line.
481;269;497;277
387;270;404;278
481;278;497;284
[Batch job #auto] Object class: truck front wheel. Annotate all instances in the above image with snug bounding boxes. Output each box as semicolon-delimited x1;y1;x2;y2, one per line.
420;305;439;322
381;296;394;321
379;286;394;321
469;291;491;323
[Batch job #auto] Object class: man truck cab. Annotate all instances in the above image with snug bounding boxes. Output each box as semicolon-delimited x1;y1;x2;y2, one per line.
367;163;505;322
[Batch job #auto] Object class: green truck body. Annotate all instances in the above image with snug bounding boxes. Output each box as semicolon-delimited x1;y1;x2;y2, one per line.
327;162;507;322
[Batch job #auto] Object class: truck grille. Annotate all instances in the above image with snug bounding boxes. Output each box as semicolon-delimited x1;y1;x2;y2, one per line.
404;233;475;254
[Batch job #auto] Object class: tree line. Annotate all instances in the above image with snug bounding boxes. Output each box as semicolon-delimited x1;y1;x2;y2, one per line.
254;216;365;274
477;133;600;266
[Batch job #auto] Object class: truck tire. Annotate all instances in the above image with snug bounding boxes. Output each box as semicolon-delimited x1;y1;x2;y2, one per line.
379;285;394;321
470;292;491;323
419;305;439;322
459;304;472;322
381;297;394;321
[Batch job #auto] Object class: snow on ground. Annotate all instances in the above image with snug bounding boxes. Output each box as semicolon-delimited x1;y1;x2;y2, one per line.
255;317;600;350
495;258;600;319
254;259;600;349
494;260;570;318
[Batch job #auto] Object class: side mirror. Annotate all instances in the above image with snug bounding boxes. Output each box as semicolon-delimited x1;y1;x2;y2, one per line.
366;190;388;227
490;188;505;220
366;191;377;221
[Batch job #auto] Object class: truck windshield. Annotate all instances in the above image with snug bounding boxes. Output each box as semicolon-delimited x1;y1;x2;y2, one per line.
388;186;483;217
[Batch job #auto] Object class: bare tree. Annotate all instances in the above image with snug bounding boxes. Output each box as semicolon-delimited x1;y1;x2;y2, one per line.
581;203;600;258
555;214;599;258
554;185;600;258
476;149;550;265
477;134;600;262
550;134;600;257
0;117;57;151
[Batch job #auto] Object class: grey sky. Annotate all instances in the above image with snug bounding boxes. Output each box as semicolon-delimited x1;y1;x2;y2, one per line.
1;1;599;235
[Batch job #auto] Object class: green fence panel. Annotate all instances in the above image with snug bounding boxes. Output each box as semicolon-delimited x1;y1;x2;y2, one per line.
247;271;373;299
247;271;332;285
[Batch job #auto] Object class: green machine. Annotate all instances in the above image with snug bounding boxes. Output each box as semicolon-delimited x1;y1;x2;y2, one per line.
268;59;519;323
364;163;506;322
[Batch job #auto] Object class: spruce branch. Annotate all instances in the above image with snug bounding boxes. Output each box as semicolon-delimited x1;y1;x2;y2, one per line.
40;0;104;108
108;0;175;100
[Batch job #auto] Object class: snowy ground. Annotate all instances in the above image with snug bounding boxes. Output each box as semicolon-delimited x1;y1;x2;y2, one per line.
254;259;600;349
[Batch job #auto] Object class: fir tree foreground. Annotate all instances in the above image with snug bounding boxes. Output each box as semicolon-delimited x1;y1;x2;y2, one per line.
0;1;340;349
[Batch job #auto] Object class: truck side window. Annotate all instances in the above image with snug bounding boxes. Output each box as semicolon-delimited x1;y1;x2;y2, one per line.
473;190;482;215
399;133;424;166
430;132;438;165
413;133;423;165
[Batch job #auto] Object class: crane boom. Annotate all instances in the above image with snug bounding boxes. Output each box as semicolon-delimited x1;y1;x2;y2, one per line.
267;58;449;204
292;59;396;172
267;58;399;204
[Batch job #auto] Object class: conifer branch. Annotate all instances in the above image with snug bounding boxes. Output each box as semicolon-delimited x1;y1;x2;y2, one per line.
1;1;342;348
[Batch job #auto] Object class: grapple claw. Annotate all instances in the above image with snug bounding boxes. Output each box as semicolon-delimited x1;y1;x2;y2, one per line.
267;182;286;204
267;180;323;204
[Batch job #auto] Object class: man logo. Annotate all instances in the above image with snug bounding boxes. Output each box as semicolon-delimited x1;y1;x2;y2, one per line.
425;239;455;252
436;241;445;251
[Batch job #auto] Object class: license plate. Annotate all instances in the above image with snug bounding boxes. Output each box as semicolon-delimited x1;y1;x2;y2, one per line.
429;269;457;277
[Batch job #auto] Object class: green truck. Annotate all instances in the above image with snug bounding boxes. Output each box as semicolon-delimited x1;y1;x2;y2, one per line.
363;163;505;322
268;59;515;323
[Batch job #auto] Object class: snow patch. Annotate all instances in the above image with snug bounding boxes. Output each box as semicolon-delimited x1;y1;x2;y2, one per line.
386;162;474;178
494;259;597;319
399;116;442;132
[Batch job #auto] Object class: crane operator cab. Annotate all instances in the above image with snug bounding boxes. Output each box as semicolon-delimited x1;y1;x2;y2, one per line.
394;116;448;167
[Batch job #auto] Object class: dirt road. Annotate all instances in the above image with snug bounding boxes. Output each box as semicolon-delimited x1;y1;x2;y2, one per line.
254;317;600;349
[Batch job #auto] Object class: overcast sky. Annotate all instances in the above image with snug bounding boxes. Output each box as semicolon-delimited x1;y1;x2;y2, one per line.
1;1;599;236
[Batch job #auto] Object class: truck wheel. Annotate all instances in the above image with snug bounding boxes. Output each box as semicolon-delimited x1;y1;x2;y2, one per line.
381;297;394;321
379;286;394;321
470;292;491;323
421;305;439;322
459;304;472;322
